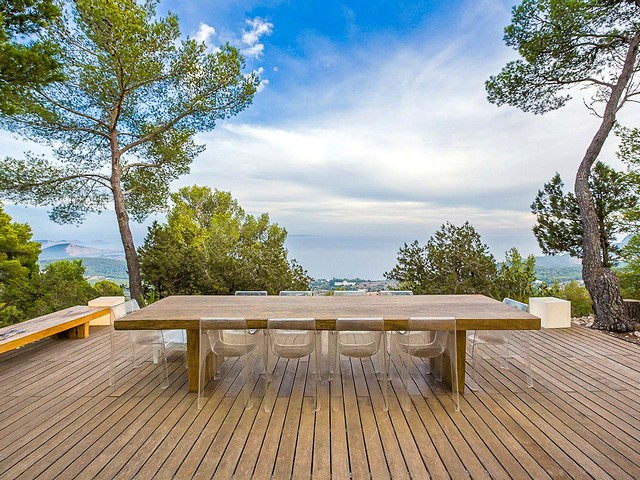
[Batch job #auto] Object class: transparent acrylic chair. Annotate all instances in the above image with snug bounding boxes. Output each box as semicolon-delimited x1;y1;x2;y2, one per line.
334;290;366;296
264;318;319;412
331;317;388;411
109;299;169;389
395;317;459;411
279;291;313;296
235;291;268;296
198;317;260;410
379;290;413;295
467;298;533;390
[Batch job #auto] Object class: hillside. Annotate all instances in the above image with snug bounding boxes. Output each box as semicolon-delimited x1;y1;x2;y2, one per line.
39;257;129;286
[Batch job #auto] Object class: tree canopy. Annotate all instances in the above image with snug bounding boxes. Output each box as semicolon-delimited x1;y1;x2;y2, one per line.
0;0;258;303
138;186;312;297
531;162;636;267
486;0;640;331
0;203;121;326
0;0;63;114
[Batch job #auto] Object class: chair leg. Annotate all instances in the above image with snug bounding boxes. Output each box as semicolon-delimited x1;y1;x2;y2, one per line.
241;350;256;410
314;333;320;411
500;332;511;370
524;330;533;387
381;332;388;412
331;339;341;412
109;328;116;387
449;333;460;412
159;347;169;389
468;333;480;392
328;332;336;381
401;337;411;412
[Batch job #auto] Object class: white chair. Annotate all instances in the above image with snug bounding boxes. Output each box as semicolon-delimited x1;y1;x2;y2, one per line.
395;317;459;411
235;291;268;296
331;317;388;411
279;291;313;296
379;290;413;295
264;318;319;412
334;290;366;296
109;300;169;389
467;298;533;390
198;317;260;410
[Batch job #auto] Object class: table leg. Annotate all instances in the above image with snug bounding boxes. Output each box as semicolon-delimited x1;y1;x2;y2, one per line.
186;328;217;392
457;330;466;394
430;330;466;394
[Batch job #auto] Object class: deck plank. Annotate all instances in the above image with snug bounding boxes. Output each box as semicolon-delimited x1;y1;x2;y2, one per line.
0;325;638;479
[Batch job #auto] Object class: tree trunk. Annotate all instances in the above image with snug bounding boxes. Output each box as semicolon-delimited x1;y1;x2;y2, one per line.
112;180;144;305
574;33;640;332
109;132;144;305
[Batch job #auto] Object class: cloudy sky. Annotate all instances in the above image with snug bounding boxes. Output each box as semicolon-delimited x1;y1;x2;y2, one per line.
3;0;635;279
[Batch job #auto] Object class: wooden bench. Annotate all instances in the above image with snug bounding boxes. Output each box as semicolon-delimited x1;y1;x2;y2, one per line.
0;305;110;355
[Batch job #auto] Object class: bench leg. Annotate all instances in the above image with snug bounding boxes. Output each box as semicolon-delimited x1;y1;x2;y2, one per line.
59;322;90;339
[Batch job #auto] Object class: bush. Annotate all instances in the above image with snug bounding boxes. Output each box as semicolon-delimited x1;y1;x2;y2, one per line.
562;281;593;317
93;280;124;297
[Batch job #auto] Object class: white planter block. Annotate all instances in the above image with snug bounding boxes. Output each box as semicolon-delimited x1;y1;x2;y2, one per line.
529;297;571;329
87;296;125;326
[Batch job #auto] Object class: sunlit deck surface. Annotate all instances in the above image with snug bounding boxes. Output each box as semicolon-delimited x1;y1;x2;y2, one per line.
1;326;639;479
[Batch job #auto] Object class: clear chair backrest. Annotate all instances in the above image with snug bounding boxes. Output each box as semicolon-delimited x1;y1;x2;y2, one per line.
110;302;128;324
279;291;313;296
399;317;456;358
503;297;529;312
334;290;366;296
380;290;413;295
235;291;268;296
124;299;140;313
268;318;316;358
200;317;255;357
335;317;383;357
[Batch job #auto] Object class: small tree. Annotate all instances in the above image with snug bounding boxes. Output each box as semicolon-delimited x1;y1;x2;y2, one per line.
493;248;537;303
486;0;640;331
0;0;258;304
385;222;497;295
531;162;636;267
0;203;41;324
0;0;63;114
138;186;311;297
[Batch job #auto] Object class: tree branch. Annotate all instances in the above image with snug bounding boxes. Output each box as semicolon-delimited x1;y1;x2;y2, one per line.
32;89;110;130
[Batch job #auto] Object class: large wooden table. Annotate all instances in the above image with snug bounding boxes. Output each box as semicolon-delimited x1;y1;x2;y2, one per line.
115;294;540;393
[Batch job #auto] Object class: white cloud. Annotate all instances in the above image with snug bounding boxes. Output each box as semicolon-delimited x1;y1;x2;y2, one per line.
241;17;273;59
194;23;216;46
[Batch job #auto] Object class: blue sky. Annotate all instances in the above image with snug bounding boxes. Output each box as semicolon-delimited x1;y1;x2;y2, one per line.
3;0;636;278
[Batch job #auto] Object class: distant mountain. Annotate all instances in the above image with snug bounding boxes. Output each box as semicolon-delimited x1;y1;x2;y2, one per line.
534;254;581;269
39;242;123;261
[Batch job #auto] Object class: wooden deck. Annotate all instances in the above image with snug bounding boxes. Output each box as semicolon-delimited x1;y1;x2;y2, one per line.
0;325;638;479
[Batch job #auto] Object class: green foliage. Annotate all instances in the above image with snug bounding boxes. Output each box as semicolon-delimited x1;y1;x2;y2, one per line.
93;279;124;297
0;0;63;114
493;248;537;303
531;162;636;267
486;0;640;115
25;260;97;318
138;186;312;297
0;0;259;302
563;280;593;317
386;223;537;300
617;233;640;299
0;203;41;325
0;0;258;224
385;222;498;296
534;280;563;299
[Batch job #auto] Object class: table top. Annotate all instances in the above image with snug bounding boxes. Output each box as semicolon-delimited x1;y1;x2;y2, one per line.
114;294;540;331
